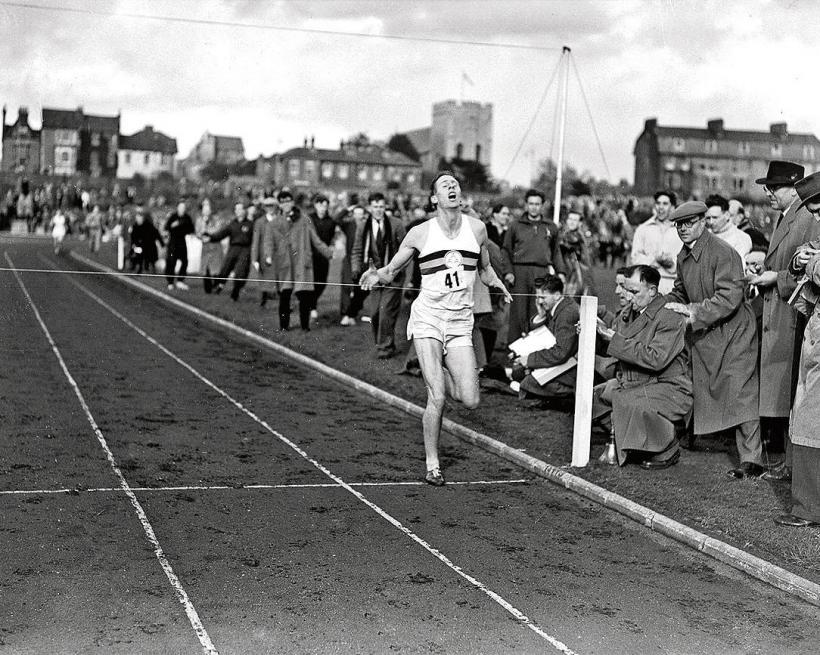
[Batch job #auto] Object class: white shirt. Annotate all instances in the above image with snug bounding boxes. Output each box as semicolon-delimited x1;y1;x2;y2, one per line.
630;216;682;293
712;222;752;259
371;218;384;239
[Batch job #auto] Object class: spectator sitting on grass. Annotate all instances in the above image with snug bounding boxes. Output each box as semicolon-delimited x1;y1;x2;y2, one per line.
509;275;579;408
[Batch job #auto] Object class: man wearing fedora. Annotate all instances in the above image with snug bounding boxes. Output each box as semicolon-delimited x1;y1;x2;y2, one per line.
776;171;820;527
664;201;765;479
750;161;820;482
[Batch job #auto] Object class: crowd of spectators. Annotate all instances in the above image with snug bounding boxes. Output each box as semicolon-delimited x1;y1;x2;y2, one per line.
3;161;818;527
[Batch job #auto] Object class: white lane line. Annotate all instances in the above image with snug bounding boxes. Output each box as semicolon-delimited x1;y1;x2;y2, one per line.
5;253;219;655
0;479;531;496
60;260;578;654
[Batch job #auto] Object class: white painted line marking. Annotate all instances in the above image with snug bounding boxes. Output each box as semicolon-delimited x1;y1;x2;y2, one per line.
60;260;577;654
0;479;531;496
5;253;218;655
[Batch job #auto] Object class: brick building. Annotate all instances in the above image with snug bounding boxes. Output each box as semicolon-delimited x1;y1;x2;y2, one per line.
269;138;422;192
1;106;40;175
634;118;820;201
40;106;120;177
117;125;177;179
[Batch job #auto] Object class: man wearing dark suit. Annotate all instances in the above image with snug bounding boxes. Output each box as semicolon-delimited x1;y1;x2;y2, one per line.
351;192;406;358
515;275;579;402
594;265;692;467
750;162;820;482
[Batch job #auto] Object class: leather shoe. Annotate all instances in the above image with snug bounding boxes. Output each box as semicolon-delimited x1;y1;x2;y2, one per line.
762;464;792;482
640;449;680;470
727;462;766;479
774;514;818;527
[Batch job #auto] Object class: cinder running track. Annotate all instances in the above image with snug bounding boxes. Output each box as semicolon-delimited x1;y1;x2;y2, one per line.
1;239;818;654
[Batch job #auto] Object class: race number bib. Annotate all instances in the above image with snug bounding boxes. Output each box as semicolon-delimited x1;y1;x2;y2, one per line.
441;250;466;290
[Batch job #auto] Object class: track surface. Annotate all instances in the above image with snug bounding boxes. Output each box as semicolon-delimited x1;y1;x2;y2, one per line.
1;239;819;654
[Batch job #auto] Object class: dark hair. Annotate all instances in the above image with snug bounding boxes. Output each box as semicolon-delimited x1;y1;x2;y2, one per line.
277;190;293;201
615;265;634;278
534;274;563;294
369;192;386;204
632;264;660;288
704;194;729;212
429;170;458;197
492;203;507;215
525;188;546;202
653;189;677;206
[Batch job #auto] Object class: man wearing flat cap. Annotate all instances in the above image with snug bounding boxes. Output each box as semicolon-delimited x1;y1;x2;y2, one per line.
750;161;820;482
664;200;765;479
777;172;820;527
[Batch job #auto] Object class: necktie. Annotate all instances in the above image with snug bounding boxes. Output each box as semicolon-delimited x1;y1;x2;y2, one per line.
375;220;384;253
775;212;784;231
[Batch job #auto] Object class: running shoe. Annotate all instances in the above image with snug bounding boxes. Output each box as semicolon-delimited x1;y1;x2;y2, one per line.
425;468;445;486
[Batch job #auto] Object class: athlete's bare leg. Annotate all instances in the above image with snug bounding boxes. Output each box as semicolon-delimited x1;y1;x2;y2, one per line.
415;338;480;478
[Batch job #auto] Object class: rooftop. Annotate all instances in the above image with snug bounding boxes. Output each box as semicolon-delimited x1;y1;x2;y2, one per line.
281;146;421;167
120;125;177;155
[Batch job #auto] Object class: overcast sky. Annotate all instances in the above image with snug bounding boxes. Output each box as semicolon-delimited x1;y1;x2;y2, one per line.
1;0;818;186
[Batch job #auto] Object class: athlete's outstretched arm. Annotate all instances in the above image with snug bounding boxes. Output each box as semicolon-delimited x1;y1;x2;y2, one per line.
359;230;420;290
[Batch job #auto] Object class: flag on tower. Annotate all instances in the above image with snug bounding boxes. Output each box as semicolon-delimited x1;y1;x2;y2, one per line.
462;72;474;86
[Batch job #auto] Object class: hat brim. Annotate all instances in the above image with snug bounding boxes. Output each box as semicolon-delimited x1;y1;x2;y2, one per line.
755;176;797;186
798;191;820;210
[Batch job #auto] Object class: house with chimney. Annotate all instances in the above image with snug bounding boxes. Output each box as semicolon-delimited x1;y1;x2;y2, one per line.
117;125;178;179
1;106;40;175
633;117;820;201
40;106;120;177
271;136;422;191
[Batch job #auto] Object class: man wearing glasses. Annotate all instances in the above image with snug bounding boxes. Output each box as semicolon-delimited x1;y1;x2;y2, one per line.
664;201;764;479
751;161;820;483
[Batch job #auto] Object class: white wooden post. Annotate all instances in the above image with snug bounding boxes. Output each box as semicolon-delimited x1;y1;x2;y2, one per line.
571;295;598;467
117;236;125;271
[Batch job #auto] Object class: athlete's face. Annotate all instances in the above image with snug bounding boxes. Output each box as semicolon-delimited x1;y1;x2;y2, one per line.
433;175;461;209
526;195;543;219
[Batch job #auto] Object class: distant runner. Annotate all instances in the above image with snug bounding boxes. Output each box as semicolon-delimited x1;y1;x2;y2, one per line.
360;172;511;485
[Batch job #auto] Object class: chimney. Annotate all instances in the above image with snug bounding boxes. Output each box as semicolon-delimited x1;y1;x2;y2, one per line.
145;125;153;132
303;137;308;148
707;118;724;137
644;117;658;132
2;104;6;127
18;106;29;124
770;122;788;138
310;135;315;149
340;139;345;150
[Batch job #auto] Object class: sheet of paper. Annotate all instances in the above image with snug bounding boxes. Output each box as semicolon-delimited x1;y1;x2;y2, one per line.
508;325;556;359
531;357;577;385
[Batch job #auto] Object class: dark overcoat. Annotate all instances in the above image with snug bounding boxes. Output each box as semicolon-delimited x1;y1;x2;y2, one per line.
605;295;692;464
665;229;758;434
760;202;820;416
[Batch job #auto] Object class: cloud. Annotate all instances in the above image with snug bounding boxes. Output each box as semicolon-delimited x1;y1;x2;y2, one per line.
1;0;819;186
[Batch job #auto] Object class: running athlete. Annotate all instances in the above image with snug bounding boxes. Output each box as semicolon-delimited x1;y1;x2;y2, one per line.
360;172;512;486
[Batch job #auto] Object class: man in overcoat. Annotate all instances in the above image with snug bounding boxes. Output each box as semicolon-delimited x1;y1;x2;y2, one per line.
250;196;280;308
664;201;765;479
776;171;820;527
272;190;334;331
594;265;691;467
750;161;820;482
351;192;406;358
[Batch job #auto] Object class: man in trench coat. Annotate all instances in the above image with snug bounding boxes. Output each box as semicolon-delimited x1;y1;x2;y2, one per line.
750;161;820;482
776;171;820;527
664;201;765;479
594;265;692;467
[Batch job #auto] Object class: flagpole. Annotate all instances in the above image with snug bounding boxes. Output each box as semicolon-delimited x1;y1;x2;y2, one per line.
552;46;570;226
